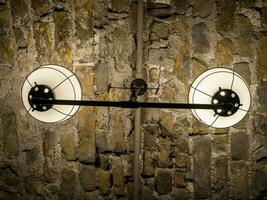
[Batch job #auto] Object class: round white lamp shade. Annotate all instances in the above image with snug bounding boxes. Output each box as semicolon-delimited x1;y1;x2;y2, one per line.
189;68;251;128
22;64;82;123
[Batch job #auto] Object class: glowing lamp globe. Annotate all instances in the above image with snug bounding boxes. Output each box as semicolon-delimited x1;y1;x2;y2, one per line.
21;64;82;123
189;68;251;128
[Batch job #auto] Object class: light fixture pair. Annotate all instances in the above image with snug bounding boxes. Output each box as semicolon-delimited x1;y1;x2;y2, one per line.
22;64;251;128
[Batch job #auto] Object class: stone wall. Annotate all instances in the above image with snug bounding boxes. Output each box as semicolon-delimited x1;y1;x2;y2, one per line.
0;0;267;199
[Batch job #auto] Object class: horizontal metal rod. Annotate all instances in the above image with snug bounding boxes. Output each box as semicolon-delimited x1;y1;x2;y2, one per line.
31;98;233;110
109;86;158;90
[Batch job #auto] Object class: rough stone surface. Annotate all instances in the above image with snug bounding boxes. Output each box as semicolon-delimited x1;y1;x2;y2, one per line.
111;0;129;12
1;108;18;157
127;182;134;200
129;2;138;34
175;153;190;171
31;0;49;16
0;1;266;199
261;7;267;28
148;67;160;83
213;128;229;135
140;185;154;200
99;155;110;170
251;168;267;199
192;118;210;135
231;132;248;160
150;22;169;40
112;158;125;186
172;0;188;14
79;165;95;192
257;81;267;113
97;169;111;194
161;85;178;103
174;115;190;134
148;48;174;71
78;137;95;163
257;35;267;81
42;129;56;158
212;156;229;200
192;57;208;79
13;25;28;50
193;0;213;17
144;104;160;124
216;38;234;65
144;177;155;191
111;113;127;153
192;22;210;54
158;138;172;168
193;137;211;199
59;167;78;200
24;145;43;177
33;22;53;63
172;41;191;85
42;129;58;182
233;62;251;85
60;132;77;161
216;0;236;34
23;177;40;198
142;151;155;177
95;107;109;132
75;0;93;41
113;185;125;196
143;124;159;150
0;164;20;197
174;135;189;154
213;135;228;153
95;61;108;94
239;0;255;8
230;161;248;200
76;67;95;97
251;114;267;150
126;153;134;177
147;3;172;17
93;0;108;28
78;107;96;163
235;15;254;57
25;146;39;164
156;171;172;195
173;188;190;200
54;11;72;67
96;132;108;153
113;24;134;72
9;0;28;21
160;111;175;136
0;3;13;67
82;191;101;200
173;172;186;188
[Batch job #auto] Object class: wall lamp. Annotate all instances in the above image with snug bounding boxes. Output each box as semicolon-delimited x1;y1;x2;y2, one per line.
21;64;251;128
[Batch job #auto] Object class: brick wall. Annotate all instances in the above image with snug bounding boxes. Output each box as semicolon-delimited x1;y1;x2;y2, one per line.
0;0;266;199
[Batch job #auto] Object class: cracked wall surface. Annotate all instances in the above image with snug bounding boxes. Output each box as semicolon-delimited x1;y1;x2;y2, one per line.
0;0;267;199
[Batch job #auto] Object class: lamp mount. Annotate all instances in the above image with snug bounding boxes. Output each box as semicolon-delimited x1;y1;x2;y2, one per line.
108;78;160;101
129;78;147;101
28;83;54;112
211;87;240;117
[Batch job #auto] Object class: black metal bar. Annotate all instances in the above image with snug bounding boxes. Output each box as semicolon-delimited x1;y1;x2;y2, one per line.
31;98;233;110
109;86;158;90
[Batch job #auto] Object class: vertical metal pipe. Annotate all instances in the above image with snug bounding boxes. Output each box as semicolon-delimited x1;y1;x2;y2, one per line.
136;0;144;77
134;0;144;200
